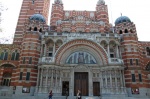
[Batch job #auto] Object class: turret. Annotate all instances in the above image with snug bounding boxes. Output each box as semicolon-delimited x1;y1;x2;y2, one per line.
13;0;50;44
13;14;46;95
96;0;109;33
115;15;142;95
50;0;64;32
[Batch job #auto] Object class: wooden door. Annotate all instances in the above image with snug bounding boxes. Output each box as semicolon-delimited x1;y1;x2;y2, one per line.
93;82;100;96
74;72;88;96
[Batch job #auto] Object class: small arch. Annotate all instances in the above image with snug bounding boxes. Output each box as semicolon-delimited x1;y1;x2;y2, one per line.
146;47;150;56
146;62;150;71
39;28;42;32
130;29;134;33
29;27;32;31
124;29;128;33
34;27;38;31
119;30;123;34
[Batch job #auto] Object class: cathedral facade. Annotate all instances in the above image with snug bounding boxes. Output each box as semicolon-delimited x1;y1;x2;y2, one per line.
0;0;150;99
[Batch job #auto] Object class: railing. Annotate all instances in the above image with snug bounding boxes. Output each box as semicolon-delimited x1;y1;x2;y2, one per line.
38;57;54;64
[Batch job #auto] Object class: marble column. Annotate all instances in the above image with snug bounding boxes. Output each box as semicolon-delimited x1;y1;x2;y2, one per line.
56;70;58;87
39;68;43;92
116;45;119;58
45;69;49;92
100;71;103;94
51;69;53;87
44;44;47;56
105;71;108;93
107;44;110;57
53;43;55;56
110;70;112;93
36;68;40;92
115;70;118;93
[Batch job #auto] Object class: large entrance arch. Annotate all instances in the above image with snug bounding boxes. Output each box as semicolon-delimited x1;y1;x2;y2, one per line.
55;39;108;65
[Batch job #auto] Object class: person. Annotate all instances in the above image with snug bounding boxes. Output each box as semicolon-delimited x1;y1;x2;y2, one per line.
77;90;81;99
49;90;53;99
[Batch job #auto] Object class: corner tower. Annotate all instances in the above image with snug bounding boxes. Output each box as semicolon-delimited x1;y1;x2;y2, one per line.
50;0;64;31
13;0;50;44
96;0;110;32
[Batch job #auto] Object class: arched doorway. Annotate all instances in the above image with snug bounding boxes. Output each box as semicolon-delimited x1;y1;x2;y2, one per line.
0;64;15;86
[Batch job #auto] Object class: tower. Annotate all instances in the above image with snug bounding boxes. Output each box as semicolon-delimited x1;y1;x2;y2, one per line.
50;0;64;32
114;16;142;96
96;0;109;32
13;0;50;44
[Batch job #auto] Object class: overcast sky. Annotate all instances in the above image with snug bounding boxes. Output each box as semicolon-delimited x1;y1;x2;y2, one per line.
1;0;150;43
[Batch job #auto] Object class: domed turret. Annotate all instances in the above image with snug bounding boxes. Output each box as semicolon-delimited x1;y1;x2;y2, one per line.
54;0;63;4
97;0;105;5
29;14;46;22
115;16;131;25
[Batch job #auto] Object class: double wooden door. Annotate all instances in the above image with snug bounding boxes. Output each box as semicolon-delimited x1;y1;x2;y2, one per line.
74;72;88;96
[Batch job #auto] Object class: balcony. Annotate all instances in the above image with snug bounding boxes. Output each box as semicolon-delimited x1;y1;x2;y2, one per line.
108;58;124;65
38;57;54;64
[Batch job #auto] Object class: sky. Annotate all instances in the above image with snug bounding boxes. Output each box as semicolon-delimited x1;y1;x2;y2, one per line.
0;0;150;44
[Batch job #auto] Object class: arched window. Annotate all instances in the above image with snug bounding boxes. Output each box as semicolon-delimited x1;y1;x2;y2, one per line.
146;63;150;71
130;29;134;33
146;47;150;56
119;30;123;34
34;27;38;31
0;49;8;60
39;28;42;32
11;50;20;60
29;27;32;31
125;29;128;33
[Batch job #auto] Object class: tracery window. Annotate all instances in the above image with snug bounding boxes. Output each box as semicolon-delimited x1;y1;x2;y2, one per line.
11;50;19;61
0;49;8;60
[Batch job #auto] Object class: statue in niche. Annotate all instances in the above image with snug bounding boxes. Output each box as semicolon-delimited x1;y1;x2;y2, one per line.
78;52;84;63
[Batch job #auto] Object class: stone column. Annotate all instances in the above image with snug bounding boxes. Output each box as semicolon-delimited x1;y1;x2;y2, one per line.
40;44;43;57
100;71;103;94
44;44;47;56
56;70;58;87
45;68;48;92
120;70;124;94
70;68;74;96
110;70;112;93
120;70;123;87
107;44;110;57
51;69;54;87
89;70;93;96
115;70;118;93
116;45;119;58
36;68;40;92
53;43;55;56
105;71;108;93
39;68;43;92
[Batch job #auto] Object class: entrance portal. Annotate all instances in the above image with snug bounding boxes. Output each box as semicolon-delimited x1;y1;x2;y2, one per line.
74;72;88;96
